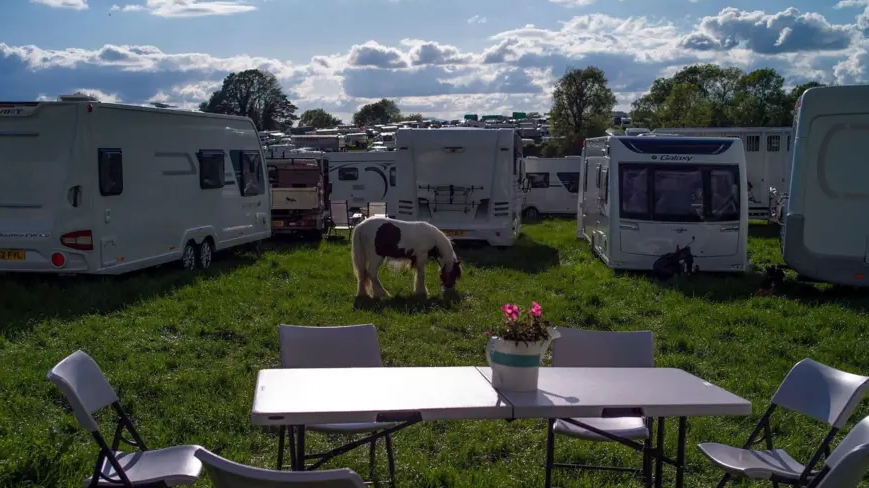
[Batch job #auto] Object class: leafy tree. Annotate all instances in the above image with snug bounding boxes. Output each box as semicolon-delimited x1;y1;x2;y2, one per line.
550;66;617;151
395;113;424;123
299;108;343;129
653;82;713;128
730;68;789;127
199;69;298;131
352;99;402;127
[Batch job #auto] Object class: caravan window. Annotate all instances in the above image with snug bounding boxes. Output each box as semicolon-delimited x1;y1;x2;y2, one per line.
197;150;225;190
238;151;265;197
527;172;549;188
619;164;740;223
767;135;781;152
98;149;123;197
556;172;579;193
338;167;358;181
746;135;760;152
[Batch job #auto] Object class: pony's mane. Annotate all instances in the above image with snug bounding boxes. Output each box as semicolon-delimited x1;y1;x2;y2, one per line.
425;222;457;266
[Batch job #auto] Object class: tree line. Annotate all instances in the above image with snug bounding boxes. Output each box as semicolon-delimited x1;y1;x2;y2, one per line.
196;65;824;149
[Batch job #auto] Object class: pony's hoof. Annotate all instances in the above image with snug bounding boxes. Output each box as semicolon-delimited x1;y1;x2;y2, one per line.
413;291;428;298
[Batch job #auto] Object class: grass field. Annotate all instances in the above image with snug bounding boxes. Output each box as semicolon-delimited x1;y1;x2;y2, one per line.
2;218;869;488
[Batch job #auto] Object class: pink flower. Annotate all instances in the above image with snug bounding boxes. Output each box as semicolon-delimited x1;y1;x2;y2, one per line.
501;303;519;320
484;330;491;336
529;301;542;317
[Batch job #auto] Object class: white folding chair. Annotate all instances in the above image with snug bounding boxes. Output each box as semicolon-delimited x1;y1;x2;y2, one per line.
698;358;869;487
544;329;655;488
367;201;387;218
327;200;354;238
195;448;365;488
277;324;398;487
810;415;869;487
46;350;203;487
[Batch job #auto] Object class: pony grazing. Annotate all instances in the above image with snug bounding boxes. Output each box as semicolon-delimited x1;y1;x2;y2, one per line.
351;217;463;299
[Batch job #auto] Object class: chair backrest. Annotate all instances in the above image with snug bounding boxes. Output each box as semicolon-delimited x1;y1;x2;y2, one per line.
46;350;119;433
551;329;654;368
368;201;387;216
330;200;350;226
771;358;869;428
278;324;383;369
195;448;366;488
815;416;869;487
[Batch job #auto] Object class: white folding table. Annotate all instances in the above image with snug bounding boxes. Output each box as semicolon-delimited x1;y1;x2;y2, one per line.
251;366;751;487
476;367;752;488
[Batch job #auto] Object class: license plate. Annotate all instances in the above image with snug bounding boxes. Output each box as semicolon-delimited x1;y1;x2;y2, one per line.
0;249;25;260
444;230;466;237
272;220;285;227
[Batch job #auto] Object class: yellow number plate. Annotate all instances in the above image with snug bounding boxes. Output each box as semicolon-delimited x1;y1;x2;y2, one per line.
0;249;26;260
444;230;466;237
272;220;285;227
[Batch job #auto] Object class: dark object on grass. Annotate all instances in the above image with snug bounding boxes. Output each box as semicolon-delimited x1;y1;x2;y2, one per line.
652;237;699;281
758;265;786;296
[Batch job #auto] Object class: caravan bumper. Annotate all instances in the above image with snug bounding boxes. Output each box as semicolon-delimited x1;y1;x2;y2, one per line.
439;225;518;247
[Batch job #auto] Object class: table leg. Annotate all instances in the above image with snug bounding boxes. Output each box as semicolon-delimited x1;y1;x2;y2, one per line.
655;417;665;488
295;425;306;471
544;419;555;488
676;417;687;488
276;426;285;471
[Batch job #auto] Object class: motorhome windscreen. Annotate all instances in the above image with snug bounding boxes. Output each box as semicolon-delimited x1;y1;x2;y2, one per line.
619;163;740;222
381;134;394;142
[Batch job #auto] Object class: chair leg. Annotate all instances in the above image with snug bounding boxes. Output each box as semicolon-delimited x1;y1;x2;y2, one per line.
288;427;296;470
716;473;731;488
369;437;378;488
545;419;555;488
385;432;396;488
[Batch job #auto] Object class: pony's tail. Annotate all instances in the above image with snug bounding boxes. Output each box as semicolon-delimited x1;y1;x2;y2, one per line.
351;225;367;284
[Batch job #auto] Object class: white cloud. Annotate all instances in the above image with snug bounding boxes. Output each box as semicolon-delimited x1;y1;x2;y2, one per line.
468;15;487;24
549;0;601;7
1;6;865;122
30;0;88;9
71;89;122;103
110;0;256;17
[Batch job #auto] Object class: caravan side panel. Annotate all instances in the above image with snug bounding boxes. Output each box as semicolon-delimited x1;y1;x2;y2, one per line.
783;85;869;286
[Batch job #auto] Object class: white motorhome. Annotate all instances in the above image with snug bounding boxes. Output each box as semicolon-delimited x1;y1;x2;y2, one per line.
291;134;346;152
324;151;398;215
0;96;271;275
394;128;527;246
577;135;749;273
374;132;396;150
522;157;581;218
780;85;869;287
652;127;792;220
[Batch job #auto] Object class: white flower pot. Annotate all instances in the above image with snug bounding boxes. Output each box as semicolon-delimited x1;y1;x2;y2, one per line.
485;327;560;391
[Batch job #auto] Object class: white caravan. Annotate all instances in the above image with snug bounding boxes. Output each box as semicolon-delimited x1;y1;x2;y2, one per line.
373;132;396;150
0;96;271;275
652;127;792;220
522;157;582;218
578;135;749;273
324;151;398;215
780;85;869;287
394;128;527;246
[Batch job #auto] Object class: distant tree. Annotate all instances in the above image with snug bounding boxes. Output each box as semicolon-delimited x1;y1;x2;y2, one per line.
527;111;542;119
199;69;298;131
299;108;343;129
730;68;789;127
352;99;401;126
652;82;713;128
396;113;424;123
550;66;617;151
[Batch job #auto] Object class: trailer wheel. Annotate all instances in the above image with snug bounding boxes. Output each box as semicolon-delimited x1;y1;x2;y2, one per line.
181;241;197;271
523;207;540;220
198;238;214;269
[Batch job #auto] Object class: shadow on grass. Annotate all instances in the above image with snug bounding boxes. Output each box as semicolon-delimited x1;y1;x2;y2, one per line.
453;235;560;274
353;291;464;314
265;232;324;252
749;221;781;239
643;268;869;313
0;250;260;340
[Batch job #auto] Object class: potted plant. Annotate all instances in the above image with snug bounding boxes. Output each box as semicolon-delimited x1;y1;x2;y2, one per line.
485;302;560;391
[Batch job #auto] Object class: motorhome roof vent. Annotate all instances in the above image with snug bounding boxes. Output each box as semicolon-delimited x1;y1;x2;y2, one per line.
57;94;99;102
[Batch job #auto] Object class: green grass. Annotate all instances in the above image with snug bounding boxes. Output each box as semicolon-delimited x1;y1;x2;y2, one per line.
2;219;869;488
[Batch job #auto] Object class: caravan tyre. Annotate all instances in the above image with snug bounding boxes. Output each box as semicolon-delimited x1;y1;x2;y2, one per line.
199;239;214;269
181;242;197;271
523;207;540;220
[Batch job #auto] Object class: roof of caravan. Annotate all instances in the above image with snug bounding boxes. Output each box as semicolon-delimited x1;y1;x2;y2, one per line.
27;100;258;123
604;136;742;156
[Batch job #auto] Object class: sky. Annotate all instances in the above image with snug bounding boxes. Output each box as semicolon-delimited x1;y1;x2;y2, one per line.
1;0;866;123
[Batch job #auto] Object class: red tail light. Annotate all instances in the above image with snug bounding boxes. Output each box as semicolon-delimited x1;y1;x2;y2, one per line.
50;252;66;268
61;230;93;250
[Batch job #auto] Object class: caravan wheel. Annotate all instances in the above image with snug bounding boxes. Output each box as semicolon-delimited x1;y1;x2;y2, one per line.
199;239;214;269
181;242;197;271
523;207;540;220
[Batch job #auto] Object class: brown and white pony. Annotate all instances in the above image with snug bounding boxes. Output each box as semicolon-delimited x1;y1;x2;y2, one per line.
351;217;462;298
